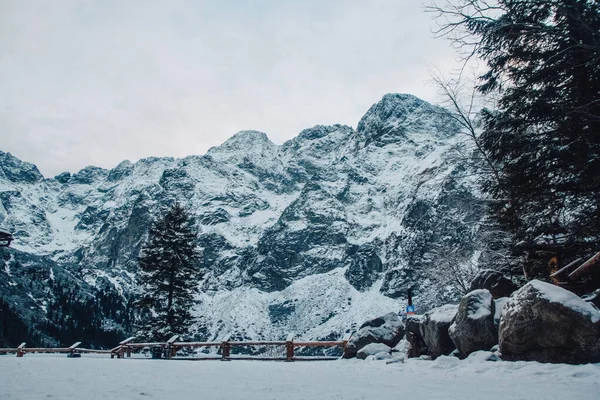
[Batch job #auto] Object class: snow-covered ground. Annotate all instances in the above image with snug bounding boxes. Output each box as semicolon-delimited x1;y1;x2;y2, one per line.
1;355;598;399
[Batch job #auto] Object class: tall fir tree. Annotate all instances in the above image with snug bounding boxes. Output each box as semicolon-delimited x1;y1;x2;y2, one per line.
431;0;600;278
135;203;201;341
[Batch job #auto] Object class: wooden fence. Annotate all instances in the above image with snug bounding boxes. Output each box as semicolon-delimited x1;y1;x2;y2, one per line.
2;333;351;362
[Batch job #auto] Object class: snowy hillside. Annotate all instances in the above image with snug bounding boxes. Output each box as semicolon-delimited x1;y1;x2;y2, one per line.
0;94;487;347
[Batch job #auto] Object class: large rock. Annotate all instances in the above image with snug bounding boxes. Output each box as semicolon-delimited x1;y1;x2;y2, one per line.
356;343;392;360
421;304;458;359
499;280;600;364
405;315;427;358
470;270;518;299
343;312;405;358
449;289;498;357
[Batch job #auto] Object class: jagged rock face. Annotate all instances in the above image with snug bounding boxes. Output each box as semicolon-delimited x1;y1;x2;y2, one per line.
0;93;487;346
499;280;600;364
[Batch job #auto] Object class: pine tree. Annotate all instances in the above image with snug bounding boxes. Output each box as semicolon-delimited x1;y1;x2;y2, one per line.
135;203;201;341
430;0;600;278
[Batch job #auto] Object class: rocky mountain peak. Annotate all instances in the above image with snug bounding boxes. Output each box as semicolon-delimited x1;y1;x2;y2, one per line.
0;151;44;183
207;130;278;164
357;93;460;147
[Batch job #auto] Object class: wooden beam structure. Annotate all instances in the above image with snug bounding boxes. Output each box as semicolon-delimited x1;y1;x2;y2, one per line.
569;252;600;280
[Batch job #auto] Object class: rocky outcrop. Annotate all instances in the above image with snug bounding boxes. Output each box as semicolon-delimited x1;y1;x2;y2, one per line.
449;289;498;358
343;313;405;358
469;270;518;299
499;280;600;364
421;304;458;359
344;244;383;291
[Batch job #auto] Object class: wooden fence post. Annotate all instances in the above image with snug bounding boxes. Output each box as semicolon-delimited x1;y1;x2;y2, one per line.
67;342;82;358
221;333;232;361
285;333;295;362
342;332;352;354
112;337;136;359
167;335;180;360
16;342;26;358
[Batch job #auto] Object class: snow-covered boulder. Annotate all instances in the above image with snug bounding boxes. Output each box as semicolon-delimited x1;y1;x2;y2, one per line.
499;280;600;364
449;289;498;358
469;270;518;299
357;343;392;360
343;312;405;358
421;304;458;359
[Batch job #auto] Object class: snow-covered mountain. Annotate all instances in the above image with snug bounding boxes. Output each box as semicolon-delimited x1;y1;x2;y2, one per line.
0;94;486;348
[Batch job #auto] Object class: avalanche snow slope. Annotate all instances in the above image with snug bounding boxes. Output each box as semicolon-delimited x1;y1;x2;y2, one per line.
1;355;599;400
0;93;485;344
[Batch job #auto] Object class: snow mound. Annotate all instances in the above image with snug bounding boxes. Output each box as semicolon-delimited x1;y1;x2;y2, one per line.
466;289;493;320
428;304;458;323
529;280;600;323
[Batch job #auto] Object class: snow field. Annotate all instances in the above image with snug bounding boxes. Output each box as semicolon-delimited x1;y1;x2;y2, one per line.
1;354;598;400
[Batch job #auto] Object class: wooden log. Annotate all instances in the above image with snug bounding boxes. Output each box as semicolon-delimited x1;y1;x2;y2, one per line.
569;252;600;280
119;337;136;345
550;258;582;278
172;342;221;347
122;342;165;348
23;348;71;353
69;342;82;350
292;341;345;347
167;335;180;344
77;348;112;354
229;341;287;346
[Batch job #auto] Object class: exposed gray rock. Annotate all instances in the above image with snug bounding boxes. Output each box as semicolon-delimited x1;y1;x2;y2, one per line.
344;244;383;291
421;304;458;359
449;289;498;358
499;280;600;364
405;314;427;358
343;312;405;358
470;270;518;299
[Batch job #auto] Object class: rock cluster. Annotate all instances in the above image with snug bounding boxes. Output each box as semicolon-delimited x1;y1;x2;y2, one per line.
343;312;405;359
350;271;600;365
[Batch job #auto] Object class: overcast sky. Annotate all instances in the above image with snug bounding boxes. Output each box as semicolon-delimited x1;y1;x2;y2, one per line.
0;0;461;177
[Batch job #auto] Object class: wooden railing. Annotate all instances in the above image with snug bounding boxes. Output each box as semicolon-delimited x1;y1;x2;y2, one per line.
112;333;351;361
1;341;112;357
2;333;351;362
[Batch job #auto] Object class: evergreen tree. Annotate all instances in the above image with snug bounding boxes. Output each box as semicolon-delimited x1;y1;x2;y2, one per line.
431;0;600;277
135;203;201;340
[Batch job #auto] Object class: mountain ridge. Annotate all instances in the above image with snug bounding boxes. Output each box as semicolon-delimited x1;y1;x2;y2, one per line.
0;93;487;348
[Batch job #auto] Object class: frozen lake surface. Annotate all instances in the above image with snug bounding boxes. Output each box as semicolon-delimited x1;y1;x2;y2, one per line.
1;354;599;399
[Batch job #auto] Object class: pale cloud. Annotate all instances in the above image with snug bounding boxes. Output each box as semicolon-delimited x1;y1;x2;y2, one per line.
0;0;461;177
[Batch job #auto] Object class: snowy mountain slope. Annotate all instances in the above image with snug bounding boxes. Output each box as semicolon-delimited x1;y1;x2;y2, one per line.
0;93;485;346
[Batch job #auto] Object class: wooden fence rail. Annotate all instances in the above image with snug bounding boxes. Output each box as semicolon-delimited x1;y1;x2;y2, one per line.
112;333;351;361
3;333;351;362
